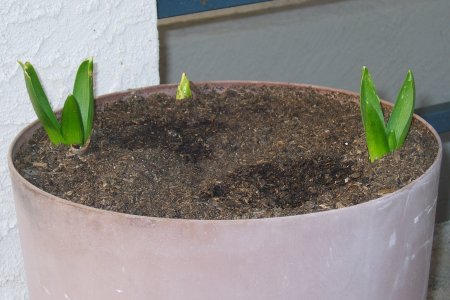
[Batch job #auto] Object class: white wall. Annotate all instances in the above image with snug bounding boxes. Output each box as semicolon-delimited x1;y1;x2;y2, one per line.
0;1;159;298
159;0;450;221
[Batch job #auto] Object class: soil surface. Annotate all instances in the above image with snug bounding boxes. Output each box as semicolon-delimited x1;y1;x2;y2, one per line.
14;84;439;220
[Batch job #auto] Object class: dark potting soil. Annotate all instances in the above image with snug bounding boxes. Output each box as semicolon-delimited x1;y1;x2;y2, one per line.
14;84;439;220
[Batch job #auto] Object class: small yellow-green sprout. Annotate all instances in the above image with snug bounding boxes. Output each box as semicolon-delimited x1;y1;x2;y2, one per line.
176;72;192;100
19;58;94;146
360;66;415;162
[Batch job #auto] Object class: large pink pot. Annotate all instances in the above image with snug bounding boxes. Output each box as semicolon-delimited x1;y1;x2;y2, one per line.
8;82;442;300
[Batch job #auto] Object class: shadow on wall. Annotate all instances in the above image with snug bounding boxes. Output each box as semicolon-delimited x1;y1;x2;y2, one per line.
158;0;349;83
437;132;450;223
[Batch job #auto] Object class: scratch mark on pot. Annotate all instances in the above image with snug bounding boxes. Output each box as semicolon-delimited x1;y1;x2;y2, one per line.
122;265;126;273
389;232;396;248
414;207;431;224
414;200;436;223
377;200;392;211
282;274;289;289
325;247;333;267
404;256;410;267
42;285;52;295
426;199;437;214
116;289;124;293
402;193;412;220
411;239;432;258
393;274;400;289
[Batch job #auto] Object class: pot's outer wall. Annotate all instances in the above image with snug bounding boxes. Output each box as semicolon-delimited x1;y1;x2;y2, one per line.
9;82;442;300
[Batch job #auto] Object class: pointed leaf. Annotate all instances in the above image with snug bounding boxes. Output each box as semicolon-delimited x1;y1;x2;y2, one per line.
386;70;415;150
387;130;397;151
361;67;386;128
61;95;84;145
19;61;63;144
73;58;94;143
176;72;192;100
360;67;390;162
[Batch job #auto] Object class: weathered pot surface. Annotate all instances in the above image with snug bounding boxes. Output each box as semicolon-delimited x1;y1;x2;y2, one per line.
8;82;442;300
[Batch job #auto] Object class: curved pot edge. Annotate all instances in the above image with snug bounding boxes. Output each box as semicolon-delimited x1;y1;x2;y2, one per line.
7;81;444;224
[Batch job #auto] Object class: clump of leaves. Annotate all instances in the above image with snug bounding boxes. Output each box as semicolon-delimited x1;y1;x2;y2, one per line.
360;66;415;162
19;58;94;147
176;72;192;100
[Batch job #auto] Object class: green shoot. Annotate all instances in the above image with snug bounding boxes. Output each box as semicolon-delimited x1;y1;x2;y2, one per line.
18;61;64;144
73;58;94;142
176;72;192;100
61;95;84;145
19;58;94;147
386;70;415;151
360;67;390;162
360;67;415;162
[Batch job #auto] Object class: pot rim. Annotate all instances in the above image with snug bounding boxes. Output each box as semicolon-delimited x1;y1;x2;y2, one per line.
7;81;443;223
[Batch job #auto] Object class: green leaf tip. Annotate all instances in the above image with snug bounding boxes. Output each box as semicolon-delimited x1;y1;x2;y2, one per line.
73;57;94;144
176;72;192;100
360;67;389;162
386;70;415;151
360;67;415;163
18;61;64;144
19;58;95;148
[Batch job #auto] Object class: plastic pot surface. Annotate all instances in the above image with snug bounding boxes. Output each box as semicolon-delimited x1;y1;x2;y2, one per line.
8;82;442;300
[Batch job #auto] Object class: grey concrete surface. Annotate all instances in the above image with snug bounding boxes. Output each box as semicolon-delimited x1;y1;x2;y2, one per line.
159;0;450;222
428;220;450;299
